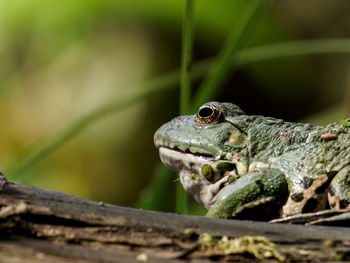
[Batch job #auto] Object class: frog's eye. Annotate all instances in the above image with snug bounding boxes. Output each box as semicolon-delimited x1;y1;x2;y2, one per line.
195;104;222;126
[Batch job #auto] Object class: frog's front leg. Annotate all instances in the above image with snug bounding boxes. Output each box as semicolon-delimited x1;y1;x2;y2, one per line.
207;168;288;220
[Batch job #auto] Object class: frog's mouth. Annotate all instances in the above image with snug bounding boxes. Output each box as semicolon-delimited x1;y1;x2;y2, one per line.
158;147;235;209
158;147;218;171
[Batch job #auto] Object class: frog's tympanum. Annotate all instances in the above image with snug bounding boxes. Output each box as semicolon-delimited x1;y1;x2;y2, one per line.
154;102;350;223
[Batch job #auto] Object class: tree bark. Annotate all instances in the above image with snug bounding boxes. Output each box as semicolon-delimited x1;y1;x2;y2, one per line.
0;173;350;262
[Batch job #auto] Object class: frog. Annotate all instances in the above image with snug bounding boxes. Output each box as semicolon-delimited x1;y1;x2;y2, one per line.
154;102;350;224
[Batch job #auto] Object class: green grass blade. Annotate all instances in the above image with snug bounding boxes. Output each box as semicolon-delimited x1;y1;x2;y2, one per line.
177;0;196;214
193;0;267;110
180;0;195;115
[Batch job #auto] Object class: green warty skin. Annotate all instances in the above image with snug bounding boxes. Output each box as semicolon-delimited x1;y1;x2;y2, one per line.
154;102;350;220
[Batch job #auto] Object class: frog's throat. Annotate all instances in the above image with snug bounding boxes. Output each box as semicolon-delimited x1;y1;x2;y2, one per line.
159;147;231;208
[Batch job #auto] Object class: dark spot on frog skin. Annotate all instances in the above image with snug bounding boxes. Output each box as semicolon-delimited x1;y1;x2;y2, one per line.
201;165;214;181
169;159;185;172
328;186;335;196
327;171;338;180
248;151;254;158
255;180;264;193
189;173;200;181
330;202;336;208
274;146;283;156
339;199;350;209
296;164;304;172
291;193;304;202
216;162;235;171
302;198;318;213
300;177;314;189
330;146;341;152
315;181;331;194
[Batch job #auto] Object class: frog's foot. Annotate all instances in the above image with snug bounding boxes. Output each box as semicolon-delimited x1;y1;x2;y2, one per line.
270;209;350;226
207;168;288;220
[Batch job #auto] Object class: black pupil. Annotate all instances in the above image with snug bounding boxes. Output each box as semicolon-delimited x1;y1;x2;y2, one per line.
198;107;214;118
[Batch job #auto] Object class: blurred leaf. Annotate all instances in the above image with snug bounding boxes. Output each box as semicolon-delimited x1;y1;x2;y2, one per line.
5;69;183;179
236;39;350;64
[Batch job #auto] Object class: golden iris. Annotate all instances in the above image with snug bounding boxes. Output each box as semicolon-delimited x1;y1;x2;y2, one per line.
195;104;221;126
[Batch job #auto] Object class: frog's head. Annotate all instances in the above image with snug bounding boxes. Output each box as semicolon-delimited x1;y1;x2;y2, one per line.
154;102;248;208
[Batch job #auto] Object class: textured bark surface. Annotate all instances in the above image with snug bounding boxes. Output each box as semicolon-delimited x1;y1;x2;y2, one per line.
1;173;350;262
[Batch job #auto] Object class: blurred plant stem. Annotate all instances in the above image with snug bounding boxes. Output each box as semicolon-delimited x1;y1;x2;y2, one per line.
176;0;195;214
192;0;267;111
180;0;194;116
7;39;350;181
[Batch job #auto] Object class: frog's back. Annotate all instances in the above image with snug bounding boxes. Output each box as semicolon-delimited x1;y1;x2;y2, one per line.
272;122;350;216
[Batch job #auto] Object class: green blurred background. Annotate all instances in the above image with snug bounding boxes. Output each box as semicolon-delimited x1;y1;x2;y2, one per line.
1;0;350;214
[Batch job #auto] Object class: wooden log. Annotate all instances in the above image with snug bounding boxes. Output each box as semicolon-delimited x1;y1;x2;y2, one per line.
1;173;350;262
